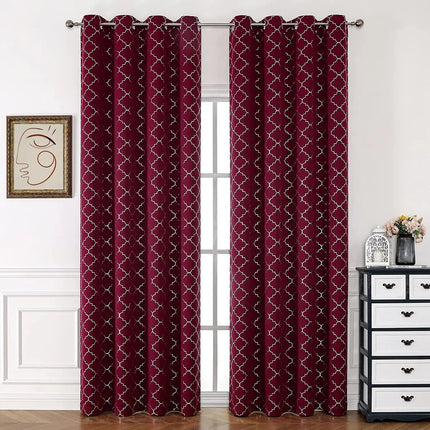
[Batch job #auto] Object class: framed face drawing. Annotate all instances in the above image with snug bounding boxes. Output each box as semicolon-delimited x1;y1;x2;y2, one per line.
7;115;72;198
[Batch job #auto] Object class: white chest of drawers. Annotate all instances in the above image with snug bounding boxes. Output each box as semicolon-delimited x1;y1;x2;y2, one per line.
357;267;430;422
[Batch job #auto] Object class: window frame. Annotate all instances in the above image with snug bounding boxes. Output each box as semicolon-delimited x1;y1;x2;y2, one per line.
200;97;230;394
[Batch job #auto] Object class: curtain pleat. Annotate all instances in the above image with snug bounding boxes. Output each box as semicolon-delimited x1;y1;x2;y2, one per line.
230;15;264;414
230;14;348;417
80;14;201;417
178;16;201;414
294;16;318;415
326;16;349;415
81;15;115;414
262;16;289;416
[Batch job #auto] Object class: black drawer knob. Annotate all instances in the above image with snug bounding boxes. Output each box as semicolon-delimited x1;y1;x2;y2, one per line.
401;367;415;374
401;311;414;318
421;283;430;289
401;339;414;346
383;283;395;289
401;395;414;402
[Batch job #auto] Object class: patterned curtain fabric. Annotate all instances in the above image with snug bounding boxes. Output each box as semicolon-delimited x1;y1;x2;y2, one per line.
230;15;348;417
80;15;201;417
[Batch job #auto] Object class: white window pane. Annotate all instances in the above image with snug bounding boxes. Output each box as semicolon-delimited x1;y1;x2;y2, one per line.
201;255;213;326
217;254;230;326
217;330;230;392
217;102;230;174
201;178;213;249
217;178;230;249
201;102;213;174
201;330;213;392
200;100;231;396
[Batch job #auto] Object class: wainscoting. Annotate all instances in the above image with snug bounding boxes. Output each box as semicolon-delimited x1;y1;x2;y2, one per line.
0;269;80;409
0;268;360;410
347;269;360;410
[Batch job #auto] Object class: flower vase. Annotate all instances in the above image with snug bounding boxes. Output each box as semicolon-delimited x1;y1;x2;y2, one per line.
396;233;415;265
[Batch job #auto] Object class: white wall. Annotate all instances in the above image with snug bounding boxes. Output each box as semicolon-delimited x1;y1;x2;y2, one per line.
1;0;430;270
0;0;430;410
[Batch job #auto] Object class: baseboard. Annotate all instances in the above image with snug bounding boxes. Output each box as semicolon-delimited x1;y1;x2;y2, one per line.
347;395;359;411
0;392;228;410
0;393;356;411
0;393;80;410
202;392;359;410
201;392;229;407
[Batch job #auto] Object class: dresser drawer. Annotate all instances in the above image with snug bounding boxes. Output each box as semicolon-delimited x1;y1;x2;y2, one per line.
372;359;430;384
410;275;430;300
372;331;430;356
371;275;406;300
372;387;430;412
372;303;430;328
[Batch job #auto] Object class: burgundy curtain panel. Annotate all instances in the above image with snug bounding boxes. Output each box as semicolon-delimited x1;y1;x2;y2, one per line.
80;15;201;417
230;15;348;417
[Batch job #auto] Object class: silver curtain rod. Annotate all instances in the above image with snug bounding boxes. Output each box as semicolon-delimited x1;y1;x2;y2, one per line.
65;18;364;29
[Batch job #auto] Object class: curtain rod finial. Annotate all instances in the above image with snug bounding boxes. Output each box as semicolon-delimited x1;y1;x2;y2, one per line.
65;19;81;28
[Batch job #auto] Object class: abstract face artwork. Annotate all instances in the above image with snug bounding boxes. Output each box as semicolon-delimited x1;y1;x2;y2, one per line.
16;124;62;186
7;116;72;198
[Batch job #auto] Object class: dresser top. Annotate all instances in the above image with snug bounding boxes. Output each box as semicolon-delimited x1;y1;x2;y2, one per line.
356;266;430;274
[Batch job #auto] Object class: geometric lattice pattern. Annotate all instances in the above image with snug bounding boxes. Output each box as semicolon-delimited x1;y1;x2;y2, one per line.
230;15;348;417
80;15;201;417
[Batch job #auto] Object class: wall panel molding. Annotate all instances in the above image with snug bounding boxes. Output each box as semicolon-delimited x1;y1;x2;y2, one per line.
0;268;79;279
0;269;80;409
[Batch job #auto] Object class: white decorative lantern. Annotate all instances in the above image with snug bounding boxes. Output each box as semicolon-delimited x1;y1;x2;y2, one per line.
365;226;390;267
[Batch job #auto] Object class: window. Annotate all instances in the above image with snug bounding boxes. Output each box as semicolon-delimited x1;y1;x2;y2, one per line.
200;100;230;393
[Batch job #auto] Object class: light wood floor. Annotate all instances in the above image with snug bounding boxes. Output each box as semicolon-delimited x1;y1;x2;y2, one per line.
1;409;430;430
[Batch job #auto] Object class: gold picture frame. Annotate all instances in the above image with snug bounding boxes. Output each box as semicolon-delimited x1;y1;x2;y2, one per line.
7;115;72;198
